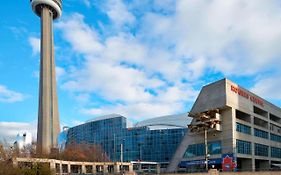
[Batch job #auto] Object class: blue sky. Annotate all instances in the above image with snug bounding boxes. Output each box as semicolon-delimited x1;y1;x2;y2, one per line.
1;0;281;142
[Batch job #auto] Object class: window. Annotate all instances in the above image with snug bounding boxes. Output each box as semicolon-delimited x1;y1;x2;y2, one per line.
254;117;268;129
271;147;281;158
270;133;281;143
183;144;205;158
183;141;221;158
236;123;251;135
254;128;268;139
236;110;251;122
270;123;281;134
255;143;268;157
253;106;268;118
269;114;281;124
237;140;251;155
208;141;222;155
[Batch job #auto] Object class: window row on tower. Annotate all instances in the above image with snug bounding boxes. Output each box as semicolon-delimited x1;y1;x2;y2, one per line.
236;139;281;158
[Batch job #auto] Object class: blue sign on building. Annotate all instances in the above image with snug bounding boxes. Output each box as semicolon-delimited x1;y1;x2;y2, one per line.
179;158;222;168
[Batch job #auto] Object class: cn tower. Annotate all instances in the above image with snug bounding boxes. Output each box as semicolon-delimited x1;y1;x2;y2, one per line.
30;0;62;154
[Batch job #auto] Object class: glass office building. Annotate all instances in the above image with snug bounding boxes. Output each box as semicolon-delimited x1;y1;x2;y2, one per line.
61;114;190;164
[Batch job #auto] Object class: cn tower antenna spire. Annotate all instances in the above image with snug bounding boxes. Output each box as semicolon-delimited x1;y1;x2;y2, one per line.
30;0;62;155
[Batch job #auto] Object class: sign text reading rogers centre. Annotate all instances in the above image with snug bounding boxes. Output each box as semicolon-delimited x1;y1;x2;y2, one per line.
230;85;264;107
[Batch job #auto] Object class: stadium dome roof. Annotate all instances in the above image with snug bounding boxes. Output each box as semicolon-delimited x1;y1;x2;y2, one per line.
134;113;192;130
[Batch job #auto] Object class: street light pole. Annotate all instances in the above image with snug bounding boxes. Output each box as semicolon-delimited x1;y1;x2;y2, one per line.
188;109;221;172
139;143;142;161
120;138;125;173
113;134;116;162
138;143;142;172
204;128;208;172
121;142;123;171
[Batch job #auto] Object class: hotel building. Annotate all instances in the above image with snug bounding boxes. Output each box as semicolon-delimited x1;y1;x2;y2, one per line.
167;78;281;172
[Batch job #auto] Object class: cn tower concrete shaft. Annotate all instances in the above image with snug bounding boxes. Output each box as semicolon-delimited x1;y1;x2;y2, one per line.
30;0;62;155
37;7;60;155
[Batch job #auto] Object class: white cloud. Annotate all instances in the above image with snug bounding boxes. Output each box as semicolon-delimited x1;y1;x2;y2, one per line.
54;11;207;120
251;74;281;100
55;13;103;55
57;15;199;108
153;0;176;12
0;122;37;144
80;102;185;120
140;0;281;75
28;37;40;55
56;66;66;81
74;93;90;104
55;0;281;120
72;120;85;126
103;34;147;63
0;85;26;103
104;0;136;27
62;59;164;103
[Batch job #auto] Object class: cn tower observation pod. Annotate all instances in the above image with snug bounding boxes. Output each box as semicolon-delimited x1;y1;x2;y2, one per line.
30;0;62;19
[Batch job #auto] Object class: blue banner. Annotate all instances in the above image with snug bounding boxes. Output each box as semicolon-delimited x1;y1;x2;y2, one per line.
179;158;222;168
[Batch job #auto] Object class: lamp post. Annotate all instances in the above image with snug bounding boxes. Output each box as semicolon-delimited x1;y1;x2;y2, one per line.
121;142;123;162
113;134;116;162
188;109;221;172
120;139;125;173
204;128;208;171
138;142;143;173
121;142;123;172
139;143;143;161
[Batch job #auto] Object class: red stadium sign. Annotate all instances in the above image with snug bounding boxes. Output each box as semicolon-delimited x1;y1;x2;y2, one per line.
230;85;264;107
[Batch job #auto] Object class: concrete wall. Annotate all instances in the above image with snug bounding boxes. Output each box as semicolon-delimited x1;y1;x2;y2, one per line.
190;79;226;114
14;157;134;175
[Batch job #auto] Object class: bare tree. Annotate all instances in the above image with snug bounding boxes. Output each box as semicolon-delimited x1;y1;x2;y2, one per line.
55;143;111;162
0;143;6;161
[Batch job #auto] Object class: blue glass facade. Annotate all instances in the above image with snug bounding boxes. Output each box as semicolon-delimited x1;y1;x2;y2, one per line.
183;141;222;158
66;116;187;163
